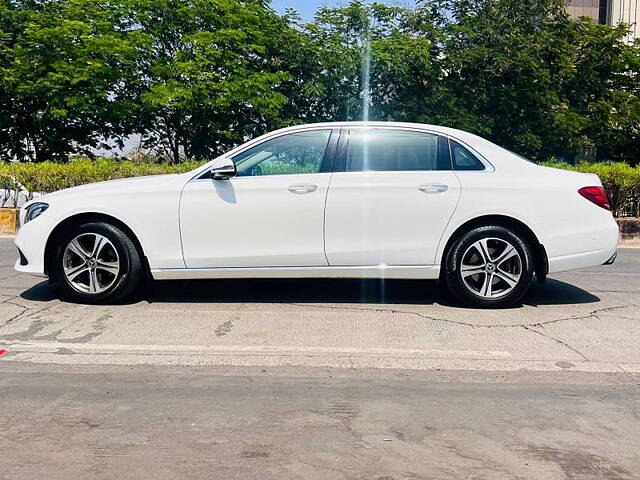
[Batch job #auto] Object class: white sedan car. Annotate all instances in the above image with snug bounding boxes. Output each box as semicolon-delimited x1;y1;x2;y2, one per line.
15;122;618;308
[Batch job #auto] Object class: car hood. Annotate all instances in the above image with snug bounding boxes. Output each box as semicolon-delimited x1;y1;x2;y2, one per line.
26;173;187;207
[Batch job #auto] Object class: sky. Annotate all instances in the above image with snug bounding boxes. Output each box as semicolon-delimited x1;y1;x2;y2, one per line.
270;1;417;21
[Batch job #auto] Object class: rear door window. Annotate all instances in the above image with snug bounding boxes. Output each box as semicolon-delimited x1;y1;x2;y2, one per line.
345;129;451;172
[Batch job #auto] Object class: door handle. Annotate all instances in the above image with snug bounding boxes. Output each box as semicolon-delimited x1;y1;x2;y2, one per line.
418;183;448;194
288;184;318;194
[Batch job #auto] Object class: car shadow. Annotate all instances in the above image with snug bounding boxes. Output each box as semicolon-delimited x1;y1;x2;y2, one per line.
20;277;600;308
20;276;598;308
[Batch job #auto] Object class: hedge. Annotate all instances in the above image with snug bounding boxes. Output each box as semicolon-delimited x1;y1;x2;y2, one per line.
543;161;640;217
0;158;203;208
1;158;639;217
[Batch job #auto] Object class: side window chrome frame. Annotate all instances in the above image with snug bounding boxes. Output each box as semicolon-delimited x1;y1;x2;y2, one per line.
335;125;495;174
190;126;339;182
446;136;495;173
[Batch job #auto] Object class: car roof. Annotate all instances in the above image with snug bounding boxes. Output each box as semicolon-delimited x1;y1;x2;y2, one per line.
273;122;538;173
276;121;462;134
274;121;488;148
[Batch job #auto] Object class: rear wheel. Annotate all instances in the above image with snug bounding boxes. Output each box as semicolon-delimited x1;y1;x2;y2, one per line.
443;226;534;308
52;222;142;303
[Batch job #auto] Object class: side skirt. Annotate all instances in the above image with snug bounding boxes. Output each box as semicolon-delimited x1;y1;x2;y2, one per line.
151;265;441;281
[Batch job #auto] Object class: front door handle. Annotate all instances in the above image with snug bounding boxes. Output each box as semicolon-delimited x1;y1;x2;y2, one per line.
288;184;318;194
418;183;448;194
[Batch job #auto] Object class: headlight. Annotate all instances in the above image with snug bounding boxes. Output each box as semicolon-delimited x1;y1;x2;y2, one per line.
24;202;49;224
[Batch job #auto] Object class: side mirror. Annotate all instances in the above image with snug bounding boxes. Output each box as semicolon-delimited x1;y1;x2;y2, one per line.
210;158;237;180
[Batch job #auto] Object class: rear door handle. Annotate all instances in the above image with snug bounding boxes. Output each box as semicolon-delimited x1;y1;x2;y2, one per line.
288;184;318;194
418;183;448;193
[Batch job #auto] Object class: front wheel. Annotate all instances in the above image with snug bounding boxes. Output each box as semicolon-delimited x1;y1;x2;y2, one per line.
52;222;143;304
443;226;534;308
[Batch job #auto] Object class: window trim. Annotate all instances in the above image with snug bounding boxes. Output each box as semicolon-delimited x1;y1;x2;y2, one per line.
334;125;464;174
449;138;487;172
334;126;494;174
192;126;340;181
190;125;495;182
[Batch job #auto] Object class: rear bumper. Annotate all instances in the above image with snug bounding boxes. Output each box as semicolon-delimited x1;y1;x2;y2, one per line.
548;246;618;274
544;212;619;274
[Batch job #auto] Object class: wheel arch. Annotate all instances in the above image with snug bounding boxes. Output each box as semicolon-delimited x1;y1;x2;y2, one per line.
440;214;548;282
44;212;148;279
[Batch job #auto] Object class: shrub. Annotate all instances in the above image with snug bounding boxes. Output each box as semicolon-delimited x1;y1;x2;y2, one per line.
2;158;639;217
0;158;203;207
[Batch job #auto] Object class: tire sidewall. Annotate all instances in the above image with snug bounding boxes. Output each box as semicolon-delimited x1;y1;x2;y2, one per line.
445;226;534;308
54;222;136;303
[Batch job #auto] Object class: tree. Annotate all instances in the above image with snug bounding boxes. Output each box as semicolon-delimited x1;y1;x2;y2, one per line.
562;19;640;163
416;0;640;162
129;0;290;163
273;1;442;125
0;0;139;162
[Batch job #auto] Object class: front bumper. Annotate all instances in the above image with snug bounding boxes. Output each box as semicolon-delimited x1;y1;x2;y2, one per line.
603;251;617;265
14;215;54;278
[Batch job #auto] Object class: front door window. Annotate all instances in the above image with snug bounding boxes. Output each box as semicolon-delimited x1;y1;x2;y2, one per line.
233;130;332;177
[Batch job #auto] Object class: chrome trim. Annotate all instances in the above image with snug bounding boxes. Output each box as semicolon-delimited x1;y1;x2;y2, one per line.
189;125;338;182
345;124;496;173
288;184;318;194
418;183;448;193
151;265;442;280
187;123;497;182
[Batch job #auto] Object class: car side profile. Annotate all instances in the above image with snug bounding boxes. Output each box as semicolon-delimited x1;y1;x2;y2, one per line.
15;122;619;307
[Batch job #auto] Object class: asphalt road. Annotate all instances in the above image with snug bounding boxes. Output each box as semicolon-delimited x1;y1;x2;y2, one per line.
1;365;639;479
1;238;640;479
0;238;639;372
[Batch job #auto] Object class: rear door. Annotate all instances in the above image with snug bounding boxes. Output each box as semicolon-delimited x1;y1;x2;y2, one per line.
324;127;462;266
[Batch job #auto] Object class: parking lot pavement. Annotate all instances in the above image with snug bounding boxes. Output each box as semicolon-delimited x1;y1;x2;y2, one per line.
1;237;639;372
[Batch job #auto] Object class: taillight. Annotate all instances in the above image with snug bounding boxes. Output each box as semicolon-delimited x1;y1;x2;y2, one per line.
578;186;611;211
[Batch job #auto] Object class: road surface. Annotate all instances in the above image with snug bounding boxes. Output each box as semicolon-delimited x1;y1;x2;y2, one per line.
1;238;639;479
1;239;639;372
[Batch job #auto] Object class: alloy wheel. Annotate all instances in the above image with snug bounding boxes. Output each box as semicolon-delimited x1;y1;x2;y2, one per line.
460;237;522;299
62;233;120;294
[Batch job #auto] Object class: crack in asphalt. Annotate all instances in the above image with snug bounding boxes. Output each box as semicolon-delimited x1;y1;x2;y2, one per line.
591;290;640;294
0;272;22;282
0;297;30;327
523;326;590;361
286;302;637;330
284;302;640;362
1;288;637;363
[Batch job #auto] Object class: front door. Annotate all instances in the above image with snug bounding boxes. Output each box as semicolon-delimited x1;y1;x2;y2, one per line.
180;128;336;268
324;127;462;266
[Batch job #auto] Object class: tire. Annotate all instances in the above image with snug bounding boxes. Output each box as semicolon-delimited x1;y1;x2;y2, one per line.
52;222;143;304
443;225;534;308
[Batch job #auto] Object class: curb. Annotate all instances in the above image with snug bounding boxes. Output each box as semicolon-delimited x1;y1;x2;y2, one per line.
0;208;18;236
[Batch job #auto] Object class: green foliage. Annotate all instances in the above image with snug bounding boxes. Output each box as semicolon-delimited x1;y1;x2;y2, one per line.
0;0;639;165
0;158;202;207
129;0;291;163
0;0;141;162
542;160;640;216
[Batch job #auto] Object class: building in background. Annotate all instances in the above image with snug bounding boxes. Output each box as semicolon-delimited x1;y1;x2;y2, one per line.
566;0;639;42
